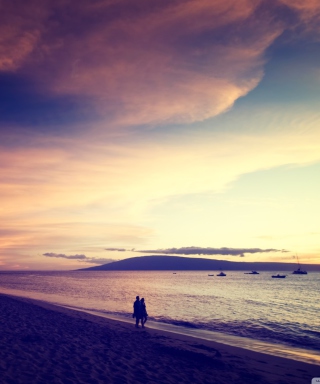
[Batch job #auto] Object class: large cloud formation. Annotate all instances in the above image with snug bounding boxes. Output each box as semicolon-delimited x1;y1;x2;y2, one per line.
1;0;318;128
103;246;288;257
136;246;287;257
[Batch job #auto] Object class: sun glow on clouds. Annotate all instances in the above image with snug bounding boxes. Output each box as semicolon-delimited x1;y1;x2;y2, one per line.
0;0;283;126
0;1;320;269
1;125;320;268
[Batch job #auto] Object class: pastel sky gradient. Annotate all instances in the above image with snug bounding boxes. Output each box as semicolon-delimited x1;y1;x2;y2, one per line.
1;0;319;270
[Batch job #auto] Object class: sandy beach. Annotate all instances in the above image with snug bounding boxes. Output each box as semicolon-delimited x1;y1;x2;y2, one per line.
0;294;318;384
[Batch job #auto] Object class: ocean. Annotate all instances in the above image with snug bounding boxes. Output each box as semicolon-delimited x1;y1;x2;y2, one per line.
0;270;319;364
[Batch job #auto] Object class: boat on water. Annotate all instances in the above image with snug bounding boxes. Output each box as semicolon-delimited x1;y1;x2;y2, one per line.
292;255;308;274
208;274;214;276
244;271;259;275
292;267;307;275
272;274;286;278
217;272;226;277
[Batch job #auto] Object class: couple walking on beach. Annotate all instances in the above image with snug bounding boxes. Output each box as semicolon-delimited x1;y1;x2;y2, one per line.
133;296;148;328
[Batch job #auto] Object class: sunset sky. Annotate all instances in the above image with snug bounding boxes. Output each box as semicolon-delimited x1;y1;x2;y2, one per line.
1;0;320;270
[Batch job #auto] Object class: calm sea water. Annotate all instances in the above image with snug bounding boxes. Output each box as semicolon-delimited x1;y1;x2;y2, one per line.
0;270;319;360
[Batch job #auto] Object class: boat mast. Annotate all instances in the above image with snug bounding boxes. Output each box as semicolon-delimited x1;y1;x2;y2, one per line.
296;254;301;269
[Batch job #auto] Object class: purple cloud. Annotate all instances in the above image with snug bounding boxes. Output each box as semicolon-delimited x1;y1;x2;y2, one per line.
135;246;288;257
43;253;114;264
105;248;127;252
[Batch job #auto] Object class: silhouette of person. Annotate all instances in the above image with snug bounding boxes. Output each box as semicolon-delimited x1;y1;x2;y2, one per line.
140;297;148;328
133;296;141;328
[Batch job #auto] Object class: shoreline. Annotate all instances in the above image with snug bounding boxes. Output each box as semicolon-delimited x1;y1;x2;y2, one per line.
62;305;320;366
1;288;320;366
0;293;319;384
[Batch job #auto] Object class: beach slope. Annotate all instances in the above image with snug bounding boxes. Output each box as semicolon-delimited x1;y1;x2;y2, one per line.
0;294;318;384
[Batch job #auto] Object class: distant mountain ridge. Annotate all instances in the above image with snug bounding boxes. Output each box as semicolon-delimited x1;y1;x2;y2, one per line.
78;255;320;271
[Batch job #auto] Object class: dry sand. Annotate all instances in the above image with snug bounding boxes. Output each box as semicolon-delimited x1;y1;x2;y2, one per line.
0;294;318;384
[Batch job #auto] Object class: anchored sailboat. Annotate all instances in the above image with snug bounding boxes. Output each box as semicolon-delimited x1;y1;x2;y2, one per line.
292;255;308;275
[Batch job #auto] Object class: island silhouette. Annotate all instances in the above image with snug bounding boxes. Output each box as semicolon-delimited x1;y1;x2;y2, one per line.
77;255;320;272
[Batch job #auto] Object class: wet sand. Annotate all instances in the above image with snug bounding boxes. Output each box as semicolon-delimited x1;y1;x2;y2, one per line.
0;294;318;384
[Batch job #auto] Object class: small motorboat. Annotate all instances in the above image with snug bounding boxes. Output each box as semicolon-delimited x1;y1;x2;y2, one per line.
208;274;214;276
217;272;226;277
272;274;286;278
244;271;259;274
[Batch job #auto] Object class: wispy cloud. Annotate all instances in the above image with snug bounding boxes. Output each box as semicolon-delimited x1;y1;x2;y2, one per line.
43;253;87;260
105;248;127;252
0;0;46;71
42;253;113;264
279;0;320;34
80;258;116;265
